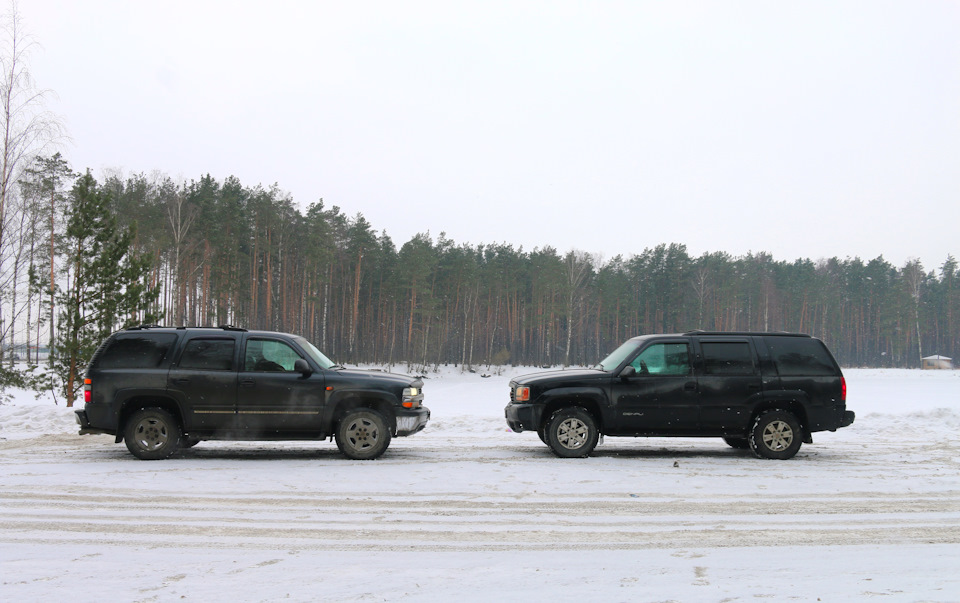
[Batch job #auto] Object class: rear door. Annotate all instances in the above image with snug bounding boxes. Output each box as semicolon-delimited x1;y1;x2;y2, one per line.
167;335;239;431
694;336;762;433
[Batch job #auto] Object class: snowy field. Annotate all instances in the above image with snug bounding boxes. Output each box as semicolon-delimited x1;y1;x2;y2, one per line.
2;367;959;602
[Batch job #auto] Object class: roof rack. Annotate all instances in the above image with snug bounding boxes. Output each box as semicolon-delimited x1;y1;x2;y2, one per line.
126;324;163;330
682;330;809;337
218;324;248;332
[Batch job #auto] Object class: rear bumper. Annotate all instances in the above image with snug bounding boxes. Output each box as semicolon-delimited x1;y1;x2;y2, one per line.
395;406;430;436
75;410;113;436
504;403;544;433
839;410;855;428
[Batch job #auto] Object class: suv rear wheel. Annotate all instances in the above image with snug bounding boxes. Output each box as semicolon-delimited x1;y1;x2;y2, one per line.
545;407;599;458
124;407;182;460
336;409;391;460
749;410;802;460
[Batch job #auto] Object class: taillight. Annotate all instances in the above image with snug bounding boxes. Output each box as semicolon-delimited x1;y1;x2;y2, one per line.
841;376;846;402
84;378;92;403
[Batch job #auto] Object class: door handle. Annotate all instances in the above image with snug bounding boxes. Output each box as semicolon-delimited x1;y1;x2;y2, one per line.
172;378;189;385
684;381;697;391
240;378;256;387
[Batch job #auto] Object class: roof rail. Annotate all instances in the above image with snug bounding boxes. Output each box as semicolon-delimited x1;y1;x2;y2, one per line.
126;324;162;331
218;324;248;332
683;330;810;337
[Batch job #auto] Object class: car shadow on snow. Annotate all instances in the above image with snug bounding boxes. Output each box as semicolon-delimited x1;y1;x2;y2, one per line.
590;446;751;459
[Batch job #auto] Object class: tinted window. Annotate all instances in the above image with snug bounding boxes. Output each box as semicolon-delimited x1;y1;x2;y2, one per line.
96;334;177;369
244;339;303;372
632;343;691;375
701;342;756;375
179;338;235;371
767;337;838;376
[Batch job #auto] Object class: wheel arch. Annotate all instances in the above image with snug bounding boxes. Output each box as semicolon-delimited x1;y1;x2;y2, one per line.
330;392;397;434
117;395;184;443
752;397;809;434
539;391;604;434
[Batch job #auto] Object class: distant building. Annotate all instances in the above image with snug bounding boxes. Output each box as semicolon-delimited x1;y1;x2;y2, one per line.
921;355;953;370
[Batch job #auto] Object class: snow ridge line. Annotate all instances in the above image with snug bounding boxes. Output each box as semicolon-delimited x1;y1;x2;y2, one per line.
2;489;959;553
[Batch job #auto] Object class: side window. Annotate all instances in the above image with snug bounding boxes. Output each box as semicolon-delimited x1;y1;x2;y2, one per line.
701;342;756;375
768;337;838;376
96;334;177;369
243;339;304;372
632;343;691;375
178;338;235;371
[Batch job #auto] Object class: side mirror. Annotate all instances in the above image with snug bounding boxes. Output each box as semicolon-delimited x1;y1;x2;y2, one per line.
294;358;313;377
619;365;636;379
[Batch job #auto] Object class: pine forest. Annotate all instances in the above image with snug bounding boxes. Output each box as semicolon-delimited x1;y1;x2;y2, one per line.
3;163;958;372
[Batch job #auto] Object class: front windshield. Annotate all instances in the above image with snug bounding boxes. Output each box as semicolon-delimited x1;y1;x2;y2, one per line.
295;336;335;369
596;339;643;371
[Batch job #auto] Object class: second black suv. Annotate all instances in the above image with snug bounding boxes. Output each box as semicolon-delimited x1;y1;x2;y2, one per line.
505;331;854;460
76;326;430;460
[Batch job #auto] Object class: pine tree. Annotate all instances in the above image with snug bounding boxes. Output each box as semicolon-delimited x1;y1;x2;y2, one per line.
51;172;159;406
18;153;74;359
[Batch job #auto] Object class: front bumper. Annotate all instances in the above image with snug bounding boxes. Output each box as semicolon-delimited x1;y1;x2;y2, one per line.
395;406;430;436
504;403;544;433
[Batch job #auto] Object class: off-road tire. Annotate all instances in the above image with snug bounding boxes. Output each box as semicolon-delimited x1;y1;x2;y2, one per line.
336;409;391;460
124;407;182;460
749;409;802;460
545;407;599;458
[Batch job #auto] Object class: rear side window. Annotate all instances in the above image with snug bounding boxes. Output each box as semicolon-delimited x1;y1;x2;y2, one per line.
701;342;756;375
96;334;177;369
767;337;838;376
178;338;236;371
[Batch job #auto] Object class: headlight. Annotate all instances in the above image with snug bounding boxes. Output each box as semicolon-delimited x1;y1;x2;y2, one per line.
514;386;530;402
402;386;422;409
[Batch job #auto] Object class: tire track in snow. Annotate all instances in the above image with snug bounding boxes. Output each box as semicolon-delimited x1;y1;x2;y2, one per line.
2;486;959;553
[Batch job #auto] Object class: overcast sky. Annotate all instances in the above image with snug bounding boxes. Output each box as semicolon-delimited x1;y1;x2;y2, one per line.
19;1;960;269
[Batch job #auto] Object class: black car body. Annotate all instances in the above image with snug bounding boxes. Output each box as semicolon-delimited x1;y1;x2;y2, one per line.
76;326;430;460
505;331;854;459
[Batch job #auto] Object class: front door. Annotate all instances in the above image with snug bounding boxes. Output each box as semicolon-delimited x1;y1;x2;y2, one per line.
236;337;326;432
611;341;698;434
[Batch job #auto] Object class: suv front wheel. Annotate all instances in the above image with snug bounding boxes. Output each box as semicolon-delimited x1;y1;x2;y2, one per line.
336;409;391;460
124;407;182;460
545;407;599;458
749;410;802;460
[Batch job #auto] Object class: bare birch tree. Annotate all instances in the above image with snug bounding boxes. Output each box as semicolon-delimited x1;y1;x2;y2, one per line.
0;1;65;363
563;249;592;366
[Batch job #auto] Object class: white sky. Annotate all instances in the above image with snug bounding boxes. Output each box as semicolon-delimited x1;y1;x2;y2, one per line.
19;0;960;270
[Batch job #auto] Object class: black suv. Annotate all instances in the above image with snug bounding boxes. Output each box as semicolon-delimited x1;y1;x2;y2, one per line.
505;331;854;460
75;326;429;460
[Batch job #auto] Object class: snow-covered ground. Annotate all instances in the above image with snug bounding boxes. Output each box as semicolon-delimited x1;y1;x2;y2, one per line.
2;367;959;602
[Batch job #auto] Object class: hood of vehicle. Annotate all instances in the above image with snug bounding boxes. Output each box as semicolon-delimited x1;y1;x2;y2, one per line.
512;368;608;388
332;368;420;388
